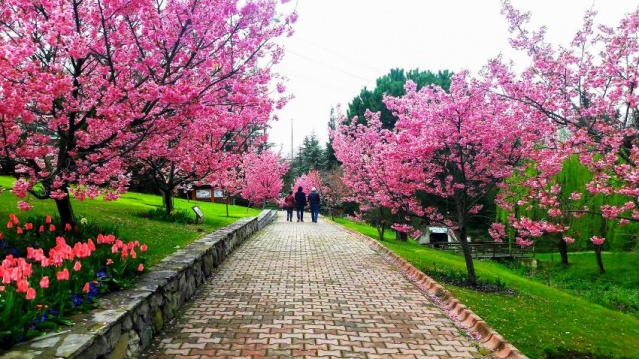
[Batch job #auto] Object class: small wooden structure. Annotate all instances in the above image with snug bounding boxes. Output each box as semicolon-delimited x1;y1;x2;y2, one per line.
417;226;455;245
192;185;213;202
188;185;228;203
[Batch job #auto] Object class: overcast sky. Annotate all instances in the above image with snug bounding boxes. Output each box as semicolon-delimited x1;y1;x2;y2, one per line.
268;0;635;158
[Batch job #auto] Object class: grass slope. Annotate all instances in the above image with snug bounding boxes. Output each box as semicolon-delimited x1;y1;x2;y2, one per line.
0;176;261;267
531;252;639;317
334;218;639;358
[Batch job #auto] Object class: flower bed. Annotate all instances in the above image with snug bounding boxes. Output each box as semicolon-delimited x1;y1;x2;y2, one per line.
0;213;147;349
1;209;277;359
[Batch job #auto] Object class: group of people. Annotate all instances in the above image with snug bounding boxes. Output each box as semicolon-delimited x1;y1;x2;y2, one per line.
284;186;321;222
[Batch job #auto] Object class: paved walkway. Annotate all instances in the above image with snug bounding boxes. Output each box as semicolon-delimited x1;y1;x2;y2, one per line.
142;215;484;359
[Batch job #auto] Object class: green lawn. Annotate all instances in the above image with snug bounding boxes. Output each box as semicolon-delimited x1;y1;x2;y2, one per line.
531;251;639;317
334;217;639;359
0;176;262;267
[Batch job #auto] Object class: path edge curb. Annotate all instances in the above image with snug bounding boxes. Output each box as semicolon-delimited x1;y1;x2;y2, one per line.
337;223;529;359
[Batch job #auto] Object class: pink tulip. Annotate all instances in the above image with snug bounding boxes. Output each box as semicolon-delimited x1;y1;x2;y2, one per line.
40;276;50;289
16;279;29;293
57;268;70;281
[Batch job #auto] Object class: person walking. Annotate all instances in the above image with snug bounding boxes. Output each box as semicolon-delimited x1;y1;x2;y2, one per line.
294;186;307;222
308;187;321;223
284;191;295;222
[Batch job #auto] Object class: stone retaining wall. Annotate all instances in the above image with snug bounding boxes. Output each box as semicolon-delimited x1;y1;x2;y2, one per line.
2;210;277;359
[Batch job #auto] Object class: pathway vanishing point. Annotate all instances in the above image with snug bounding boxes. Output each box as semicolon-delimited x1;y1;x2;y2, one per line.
142;214;487;359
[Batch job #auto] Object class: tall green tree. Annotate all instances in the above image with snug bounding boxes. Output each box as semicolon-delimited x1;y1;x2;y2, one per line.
285;133;324;191
323;107;340;169
297;133;323;174
347;68;452;129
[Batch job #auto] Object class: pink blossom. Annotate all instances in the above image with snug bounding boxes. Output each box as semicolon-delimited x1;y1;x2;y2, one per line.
590;236;606;246
516;237;534;247
17;201;32;212
489;223;506;242
10;179;30;198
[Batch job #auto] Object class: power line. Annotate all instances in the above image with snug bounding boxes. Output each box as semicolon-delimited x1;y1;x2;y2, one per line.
292;37;385;74
286;49;376;83
284;70;356;96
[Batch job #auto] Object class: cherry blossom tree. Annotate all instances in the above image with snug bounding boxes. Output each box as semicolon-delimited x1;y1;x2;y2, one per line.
321;167;351;220
209;161;245;217
0;0;296;225
292;170;323;195
136;96;278;215
488;1;639;272
239;150;288;208
332;111;419;241
336;72;535;285
388;74;534;285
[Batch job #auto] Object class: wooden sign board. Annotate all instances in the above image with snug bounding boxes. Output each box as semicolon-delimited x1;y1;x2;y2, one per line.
195;189;211;199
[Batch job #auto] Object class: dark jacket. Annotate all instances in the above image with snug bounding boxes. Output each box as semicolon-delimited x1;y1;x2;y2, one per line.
294;190;307;208
308;191;320;206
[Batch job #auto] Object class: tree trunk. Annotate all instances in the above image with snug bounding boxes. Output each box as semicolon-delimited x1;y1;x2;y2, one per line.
395;230;408;241
225;195;230;217
376;221;386;241
457;225;477;286
55;193;76;227
558;237;569;265
161;189;174;214
595;244;606;274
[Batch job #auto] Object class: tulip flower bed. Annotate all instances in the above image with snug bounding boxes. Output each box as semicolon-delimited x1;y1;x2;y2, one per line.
0;212;147;349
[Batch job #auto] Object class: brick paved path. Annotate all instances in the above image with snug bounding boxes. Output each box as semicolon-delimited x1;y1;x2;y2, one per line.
142;215;484;359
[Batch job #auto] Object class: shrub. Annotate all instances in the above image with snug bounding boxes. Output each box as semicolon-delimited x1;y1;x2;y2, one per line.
146;207;193;224
425;265;515;295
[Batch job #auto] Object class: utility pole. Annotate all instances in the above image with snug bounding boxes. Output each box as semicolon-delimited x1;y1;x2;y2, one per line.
290;118;294;159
